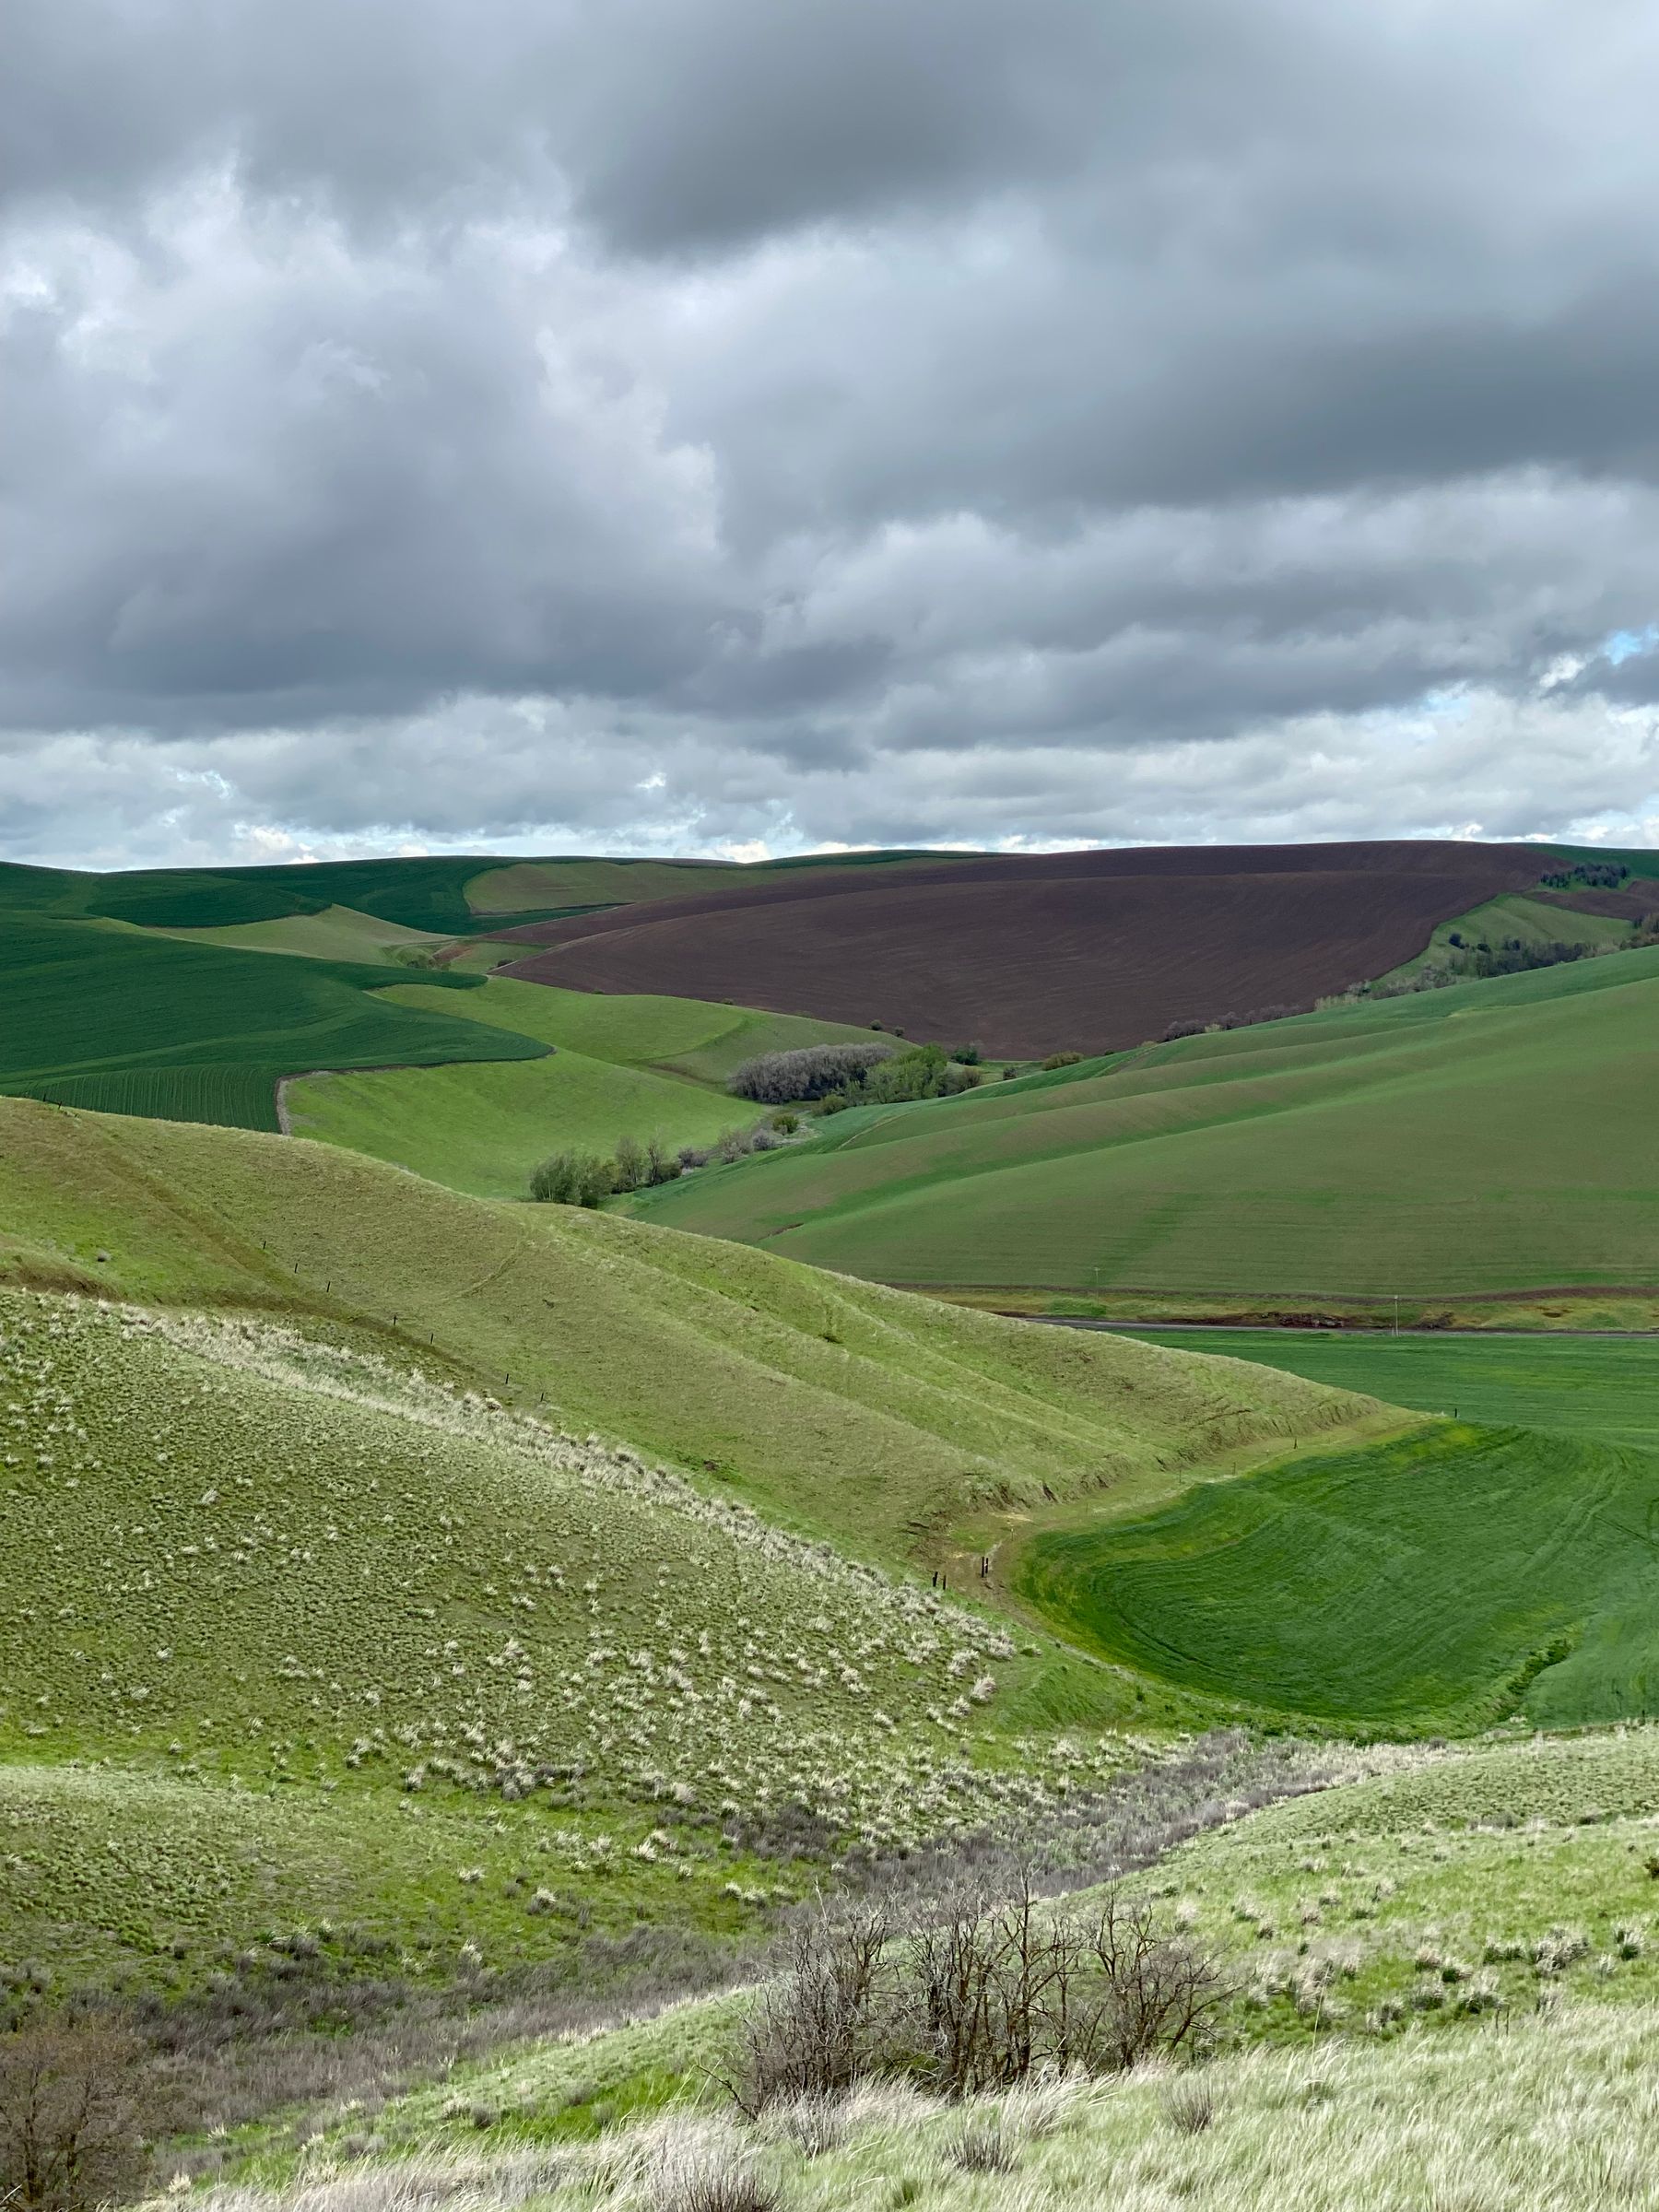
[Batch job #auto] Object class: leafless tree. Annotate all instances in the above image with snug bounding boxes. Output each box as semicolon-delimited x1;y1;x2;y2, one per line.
0;2023;153;2212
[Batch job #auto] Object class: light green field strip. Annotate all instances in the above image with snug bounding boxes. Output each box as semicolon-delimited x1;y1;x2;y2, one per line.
283;1046;742;1196
1384;888;1635;980
148;902;453;965
1114;1330;1659;1450
283;977;877;1196
636;946;1659;1296
445;939;524;973
379;972;877;1078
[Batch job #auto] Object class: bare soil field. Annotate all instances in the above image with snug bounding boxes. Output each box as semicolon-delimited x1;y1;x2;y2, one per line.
492;841;1547;1057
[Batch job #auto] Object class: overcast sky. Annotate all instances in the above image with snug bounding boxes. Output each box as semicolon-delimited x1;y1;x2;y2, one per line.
6;0;1659;870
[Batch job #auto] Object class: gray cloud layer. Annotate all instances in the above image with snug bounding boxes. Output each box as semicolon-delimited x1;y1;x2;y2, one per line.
5;0;1659;866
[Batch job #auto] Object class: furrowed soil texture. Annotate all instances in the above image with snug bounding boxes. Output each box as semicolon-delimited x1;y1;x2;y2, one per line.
497;840;1548;1058
633;942;1659;1300
1018;1418;1659;1733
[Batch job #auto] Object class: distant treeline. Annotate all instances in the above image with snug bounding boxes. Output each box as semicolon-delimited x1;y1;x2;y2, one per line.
728;1039;983;1112
1538;861;1630;891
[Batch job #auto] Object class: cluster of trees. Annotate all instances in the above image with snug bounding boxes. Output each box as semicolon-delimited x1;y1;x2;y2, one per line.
530;1120;804;1204
734;1879;1226;2113
1362;925;1659;1003
729;1038;986;1111
1539;861;1630;890
0;2022;152;2212
728;1041;897;1103
529;1132;683;1205
730;1039;984;1116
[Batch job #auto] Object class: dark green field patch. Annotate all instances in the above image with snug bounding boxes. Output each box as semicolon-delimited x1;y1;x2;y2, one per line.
1018;1422;1659;1733
0;912;545;1130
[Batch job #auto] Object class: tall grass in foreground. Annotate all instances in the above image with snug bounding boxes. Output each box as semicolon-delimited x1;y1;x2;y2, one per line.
165;2000;1659;2212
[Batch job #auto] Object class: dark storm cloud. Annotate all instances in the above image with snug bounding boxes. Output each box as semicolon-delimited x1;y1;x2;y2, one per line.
4;0;1659;865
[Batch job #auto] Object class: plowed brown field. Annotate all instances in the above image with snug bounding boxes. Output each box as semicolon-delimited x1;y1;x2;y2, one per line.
493;841;1547;1058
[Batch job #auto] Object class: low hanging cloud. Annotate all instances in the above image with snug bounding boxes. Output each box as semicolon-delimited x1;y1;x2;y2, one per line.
5;0;1659;867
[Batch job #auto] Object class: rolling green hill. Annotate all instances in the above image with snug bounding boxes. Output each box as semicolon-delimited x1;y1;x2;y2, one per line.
0;863;870;1162
0;1094;1387;1995
0;1283;1051;1991
0;1094;1376;1571
630;943;1659;1302
282;978;875;1197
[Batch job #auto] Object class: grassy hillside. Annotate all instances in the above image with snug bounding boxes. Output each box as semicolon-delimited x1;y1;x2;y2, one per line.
209;1726;1659;2207
1382;888;1635;982
0;1095;1374;1573
284;978;874;1198
1157;1728;1659;2028
243;2002;1659;2212
1018;1417;1659;1732
152;903;453;965
0;1284;1072;1992
0;1099;1394;1996
632;943;1659;1300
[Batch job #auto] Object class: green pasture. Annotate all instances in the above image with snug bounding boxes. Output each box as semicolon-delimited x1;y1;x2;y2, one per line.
285;977;875;1195
634;943;1659;1299
1384;889;1633;981
283;1046;738;1196
0;909;543;1132
1113;1328;1659;1449
152;901;452;965
1018;1418;1659;1733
